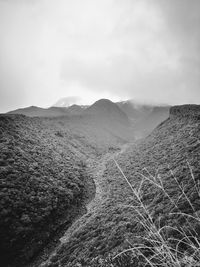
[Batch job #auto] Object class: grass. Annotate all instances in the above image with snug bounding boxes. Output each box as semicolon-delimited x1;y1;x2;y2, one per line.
113;159;200;267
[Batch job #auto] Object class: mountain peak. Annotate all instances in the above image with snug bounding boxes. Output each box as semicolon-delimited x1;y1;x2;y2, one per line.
83;98;130;126
93;98;114;105
85;99;125;114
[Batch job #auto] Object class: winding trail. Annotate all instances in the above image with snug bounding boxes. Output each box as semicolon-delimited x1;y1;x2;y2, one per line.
58;152;119;244
38;143;130;266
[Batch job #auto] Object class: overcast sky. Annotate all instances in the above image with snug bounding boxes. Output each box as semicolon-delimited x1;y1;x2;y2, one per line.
0;0;200;112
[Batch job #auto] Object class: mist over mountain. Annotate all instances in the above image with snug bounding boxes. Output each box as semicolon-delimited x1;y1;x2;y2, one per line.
6;98;170;139
116;100;154;121
53;96;82;107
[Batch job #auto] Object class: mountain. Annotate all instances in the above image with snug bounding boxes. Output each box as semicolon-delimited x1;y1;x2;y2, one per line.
82;99;134;142
6;99;170;140
6;99;135;149
84;99;130;125
116;100;170;138
7;106;69;117
46;104;200;266
134;105;170;138
7;105;88;117
116;100;153;121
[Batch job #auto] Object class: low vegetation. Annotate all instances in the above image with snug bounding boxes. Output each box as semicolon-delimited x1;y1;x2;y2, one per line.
44;105;200;267
0;115;95;266
1;105;199;267
0;110;133;266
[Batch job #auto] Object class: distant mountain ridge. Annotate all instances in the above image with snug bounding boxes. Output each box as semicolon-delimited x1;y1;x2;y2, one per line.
7;104;88;117
6;99;170;138
7;106;69;117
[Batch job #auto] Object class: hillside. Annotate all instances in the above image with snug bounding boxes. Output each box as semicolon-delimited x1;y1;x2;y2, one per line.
2;104;199;267
117;101;170;138
84;99;129;124
0;114;97;266
7;100;169;139
116;100;153;121
0;109;137;266
44;105;200;267
82;99;134;142
134;106;170;138
7;106;69;117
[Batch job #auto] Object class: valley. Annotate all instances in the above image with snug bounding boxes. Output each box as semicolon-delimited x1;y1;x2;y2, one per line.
1;1;199;266
27;147;125;267
1;101;200;267
36;105;200;267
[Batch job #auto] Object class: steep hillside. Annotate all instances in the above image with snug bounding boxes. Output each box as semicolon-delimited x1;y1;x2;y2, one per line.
116;100;170;138
82;99;134;142
116;100;153;121
0;115;95;266
134;106;170;138
46;105;200;267
0;109;137;266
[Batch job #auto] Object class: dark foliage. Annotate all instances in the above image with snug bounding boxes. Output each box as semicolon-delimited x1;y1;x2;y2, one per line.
46;105;200;266
0;115;93;266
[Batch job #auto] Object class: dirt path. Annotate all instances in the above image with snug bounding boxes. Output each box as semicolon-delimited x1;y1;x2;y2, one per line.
86;143;131;212
37;144;130;267
59;151;118;244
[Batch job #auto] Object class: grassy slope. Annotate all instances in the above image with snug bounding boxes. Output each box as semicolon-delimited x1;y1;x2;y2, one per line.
46;106;200;267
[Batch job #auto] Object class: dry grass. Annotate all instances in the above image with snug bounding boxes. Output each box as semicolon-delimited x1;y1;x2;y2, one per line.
113;159;200;267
